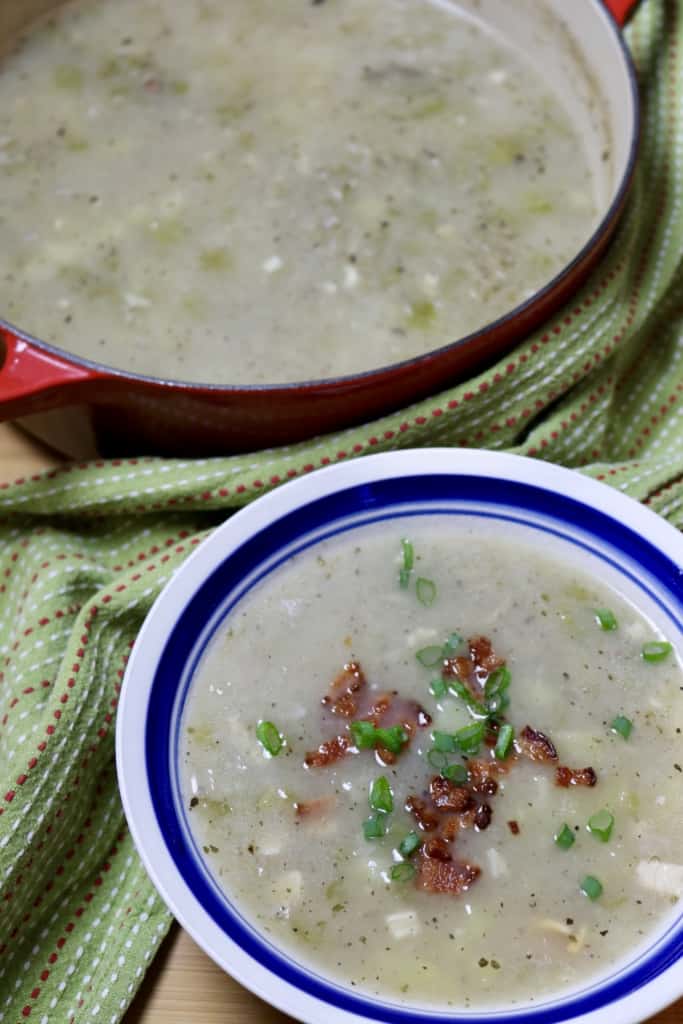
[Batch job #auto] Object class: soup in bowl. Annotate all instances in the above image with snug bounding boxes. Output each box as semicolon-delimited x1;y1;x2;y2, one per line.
116;450;683;1023
0;0;637;453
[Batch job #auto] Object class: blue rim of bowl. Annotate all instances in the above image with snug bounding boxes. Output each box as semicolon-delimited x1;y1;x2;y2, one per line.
143;472;683;1022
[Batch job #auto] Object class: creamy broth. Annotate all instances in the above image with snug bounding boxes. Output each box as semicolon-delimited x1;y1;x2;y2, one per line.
180;517;683;1009
0;0;600;384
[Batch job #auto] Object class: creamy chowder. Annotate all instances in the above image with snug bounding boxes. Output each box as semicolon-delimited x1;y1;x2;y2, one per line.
180;517;683;1009
0;0;600;384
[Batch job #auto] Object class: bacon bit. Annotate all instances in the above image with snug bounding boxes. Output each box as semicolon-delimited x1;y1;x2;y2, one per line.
443;655;472;681
429;775;473;813
350;692;431;749
367;693;392;721
423;835;451;861
143;77;162;93
442;635;506;699
555;765;597;788
483;724;498;749
406;795;440;832
322;662;366;718
356;692;431;766
467;758;506;794
304;735;349;768
409;772;492;840
440;814;474;840
294;796;336;819
474;803;492;831
326;692;356;717
442;656;481;702
312;666;430;771
517;725;558;763
469;635;505;674
478;776;498;796
369;693;432;733
507;820;520;835
416;853;480;895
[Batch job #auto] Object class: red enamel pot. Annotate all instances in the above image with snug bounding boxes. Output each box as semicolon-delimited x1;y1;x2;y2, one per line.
0;0;640;457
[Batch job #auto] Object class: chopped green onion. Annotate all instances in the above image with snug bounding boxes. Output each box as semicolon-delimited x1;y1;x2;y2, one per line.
447;679;489;717
641;640;673;663
442;632;463;655
594;608;618;631
369;776;394;814
416;577;437;607
427;748;449;770
363;814;387;840
494;723;514;760
351;720;409;754
398;831;421;858
447;678;469;701
587;809;614;843
554;824;575;850
442;763;468;784
484;667;512;716
580;875;603;901
430;676;448;698
484;666;511;700
350;720;377;749
375;725;409;754
256;720;283;756
611;715;633;740
454;720;486;755
487;691;510;717
416;645;444;668
399;539;414;588
390;862;416;882
432;730;459;753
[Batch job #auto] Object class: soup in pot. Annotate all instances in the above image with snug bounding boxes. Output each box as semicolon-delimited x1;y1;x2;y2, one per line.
180;517;683;1009
0;0;601;384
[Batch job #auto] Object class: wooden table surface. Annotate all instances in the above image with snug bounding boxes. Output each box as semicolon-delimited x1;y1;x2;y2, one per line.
0;419;680;1024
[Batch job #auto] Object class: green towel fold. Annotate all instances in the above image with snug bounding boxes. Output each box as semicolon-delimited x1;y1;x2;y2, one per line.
1;2;681;1020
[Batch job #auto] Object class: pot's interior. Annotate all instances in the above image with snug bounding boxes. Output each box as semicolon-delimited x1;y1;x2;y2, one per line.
1;0;631;193
454;0;634;212
0;0;634;390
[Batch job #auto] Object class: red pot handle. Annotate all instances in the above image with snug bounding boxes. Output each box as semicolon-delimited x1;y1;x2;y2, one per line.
0;327;102;414
603;0;641;25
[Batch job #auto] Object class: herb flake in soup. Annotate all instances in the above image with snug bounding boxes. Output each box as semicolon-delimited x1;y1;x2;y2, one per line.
0;0;600;383
180;518;683;1009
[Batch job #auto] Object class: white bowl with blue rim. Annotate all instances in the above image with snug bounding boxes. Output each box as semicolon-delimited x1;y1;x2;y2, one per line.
116;449;683;1024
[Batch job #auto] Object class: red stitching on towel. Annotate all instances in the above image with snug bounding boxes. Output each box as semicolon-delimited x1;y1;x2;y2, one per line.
16;838;127;1014
1;537;199;787
522;377;615;455
644;473;683;505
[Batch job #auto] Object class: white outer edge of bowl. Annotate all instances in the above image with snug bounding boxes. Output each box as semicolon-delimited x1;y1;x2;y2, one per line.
116;449;683;1024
